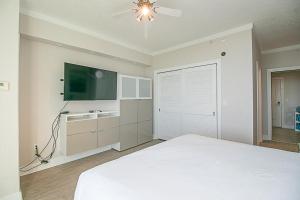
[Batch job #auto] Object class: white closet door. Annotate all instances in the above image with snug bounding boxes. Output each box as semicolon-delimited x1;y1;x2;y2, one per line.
157;70;183;140
182;64;217;138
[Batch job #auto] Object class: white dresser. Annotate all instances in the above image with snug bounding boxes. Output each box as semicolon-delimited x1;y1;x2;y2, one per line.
60;112;120;156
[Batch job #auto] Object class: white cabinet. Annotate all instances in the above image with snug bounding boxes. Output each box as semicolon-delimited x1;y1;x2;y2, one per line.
120;76;137;99
138;78;152;99
119;75;152;99
60;113;120;156
117;100;153;151
98;117;120;147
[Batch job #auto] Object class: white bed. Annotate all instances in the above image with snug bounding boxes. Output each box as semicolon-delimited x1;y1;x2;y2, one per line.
74;135;300;200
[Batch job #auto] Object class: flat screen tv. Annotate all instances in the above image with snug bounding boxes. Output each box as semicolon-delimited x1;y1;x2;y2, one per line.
64;63;117;101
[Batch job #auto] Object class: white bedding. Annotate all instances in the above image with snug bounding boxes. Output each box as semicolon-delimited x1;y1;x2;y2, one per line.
74;135;300;200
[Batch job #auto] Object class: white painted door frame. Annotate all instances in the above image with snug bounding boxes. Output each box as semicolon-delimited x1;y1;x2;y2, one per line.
153;59;222;139
256;61;263;144
266;66;300;140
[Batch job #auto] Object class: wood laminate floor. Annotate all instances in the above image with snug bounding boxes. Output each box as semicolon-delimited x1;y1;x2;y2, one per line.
272;127;300;144
20;140;163;200
259;128;300;153
260;140;299;153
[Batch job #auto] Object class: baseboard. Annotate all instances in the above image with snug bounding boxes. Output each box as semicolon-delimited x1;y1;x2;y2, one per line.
20;144;117;176
282;125;294;130
0;192;22;200
263;134;271;141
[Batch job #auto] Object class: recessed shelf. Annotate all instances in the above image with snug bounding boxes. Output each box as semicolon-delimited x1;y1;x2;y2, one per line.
64;111;120;122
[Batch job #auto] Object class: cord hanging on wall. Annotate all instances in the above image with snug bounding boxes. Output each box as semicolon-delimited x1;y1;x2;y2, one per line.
19;102;70;172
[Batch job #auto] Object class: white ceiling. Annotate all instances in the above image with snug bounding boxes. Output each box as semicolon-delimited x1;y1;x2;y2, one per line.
21;0;300;54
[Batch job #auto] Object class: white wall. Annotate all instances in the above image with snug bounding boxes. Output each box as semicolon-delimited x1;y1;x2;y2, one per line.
272;70;300;129
19;38;148;167
147;30;256;144
0;0;22;199
262;49;300;137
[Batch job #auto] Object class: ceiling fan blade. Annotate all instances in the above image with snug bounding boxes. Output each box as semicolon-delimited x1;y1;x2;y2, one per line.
144;22;148;39
112;9;132;17
156;7;182;17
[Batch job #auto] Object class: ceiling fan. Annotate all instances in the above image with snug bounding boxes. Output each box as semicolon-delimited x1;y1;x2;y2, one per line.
112;0;182;38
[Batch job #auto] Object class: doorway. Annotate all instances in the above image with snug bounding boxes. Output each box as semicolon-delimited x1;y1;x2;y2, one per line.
264;66;300;152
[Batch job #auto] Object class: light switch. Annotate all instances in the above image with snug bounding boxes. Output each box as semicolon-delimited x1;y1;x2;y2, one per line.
0;81;9;91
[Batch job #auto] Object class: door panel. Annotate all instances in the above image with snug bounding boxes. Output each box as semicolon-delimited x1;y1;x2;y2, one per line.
119;123;138;151
138;100;153;122
138;120;153;145
157;70;183;140
272;78;282;127
182;115;217;138
182;65;217;138
157;64;218;140
120;100;138;125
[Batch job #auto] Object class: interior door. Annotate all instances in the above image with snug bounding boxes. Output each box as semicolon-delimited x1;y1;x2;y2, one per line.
182;64;217;138
157;64;218;140
157;70;183;140
272;78;282;127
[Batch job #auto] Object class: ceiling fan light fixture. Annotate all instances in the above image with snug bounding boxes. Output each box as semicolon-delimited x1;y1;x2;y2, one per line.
134;0;156;22
136;16;142;22
142;6;150;15
148;15;154;22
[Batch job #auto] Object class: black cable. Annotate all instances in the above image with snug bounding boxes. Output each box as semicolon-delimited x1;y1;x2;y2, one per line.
19;102;69;172
20;163;43;172
43;114;61;161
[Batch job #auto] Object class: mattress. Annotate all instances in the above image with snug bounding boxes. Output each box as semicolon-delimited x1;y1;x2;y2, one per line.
74;134;300;200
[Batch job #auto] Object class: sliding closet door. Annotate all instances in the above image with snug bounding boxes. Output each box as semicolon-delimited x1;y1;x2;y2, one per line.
157;70;183;140
182;64;217;138
157;64;218;140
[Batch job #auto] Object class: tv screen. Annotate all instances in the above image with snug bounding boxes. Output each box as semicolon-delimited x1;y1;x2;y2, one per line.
64;63;117;101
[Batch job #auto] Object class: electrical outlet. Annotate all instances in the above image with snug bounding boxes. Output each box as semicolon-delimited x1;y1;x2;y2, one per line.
0;81;9;91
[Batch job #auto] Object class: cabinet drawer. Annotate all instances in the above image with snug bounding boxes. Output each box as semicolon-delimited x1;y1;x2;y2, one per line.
67;132;98;155
98;127;120;147
98;117;119;131
120;100;138;125
66;119;97;135
138;120;153;145
138;100;153;122
119;123;138;151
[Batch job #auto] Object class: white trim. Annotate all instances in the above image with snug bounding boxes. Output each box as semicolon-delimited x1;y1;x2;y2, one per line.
266;66;300;140
0;192;22;200
20;145;114;176
283;125;294;130
20;9;253;57
20;9;152;55
151;24;253;56
119;75;138;99
256;61;263;144
262;44;300;55
153;59;222;139
267;71;272;140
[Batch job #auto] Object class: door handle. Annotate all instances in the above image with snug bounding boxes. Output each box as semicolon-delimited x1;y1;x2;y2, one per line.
277;101;281;105
213;112;216;116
